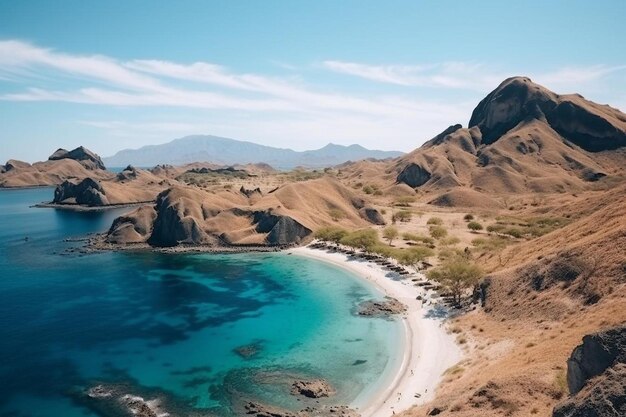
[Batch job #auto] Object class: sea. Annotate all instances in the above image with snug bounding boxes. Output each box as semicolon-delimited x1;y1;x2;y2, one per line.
0;187;401;417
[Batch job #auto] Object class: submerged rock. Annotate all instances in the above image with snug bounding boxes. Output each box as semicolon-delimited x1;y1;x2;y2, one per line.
357;297;407;317
290;379;335;398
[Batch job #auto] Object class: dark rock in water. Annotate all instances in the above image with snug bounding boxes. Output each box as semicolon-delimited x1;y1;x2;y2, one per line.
565;325;626;394
552;325;626;417
49;146;106;170
234;341;263;359
290;379;335;398
53;177;109;206
359;207;386;225
351;359;367;366
397;163;431;188
357;297;407;317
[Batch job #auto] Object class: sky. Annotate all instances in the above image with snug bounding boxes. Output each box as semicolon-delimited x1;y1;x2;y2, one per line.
1;0;625;162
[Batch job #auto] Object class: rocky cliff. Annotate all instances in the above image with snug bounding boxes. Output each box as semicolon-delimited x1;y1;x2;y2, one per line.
553;325;626;417
48;146;106;170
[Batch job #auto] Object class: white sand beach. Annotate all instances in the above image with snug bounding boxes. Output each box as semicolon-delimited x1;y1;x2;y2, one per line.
289;246;462;417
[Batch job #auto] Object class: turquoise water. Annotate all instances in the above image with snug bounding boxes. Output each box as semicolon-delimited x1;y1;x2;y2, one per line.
0;188;401;416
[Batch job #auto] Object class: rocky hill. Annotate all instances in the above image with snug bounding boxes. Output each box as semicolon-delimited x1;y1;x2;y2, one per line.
104;177;384;247
372;77;626;197
0;146;111;187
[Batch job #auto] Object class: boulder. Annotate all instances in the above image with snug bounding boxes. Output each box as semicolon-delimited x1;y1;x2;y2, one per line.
253;211;312;245
49;146;106;170
566;325;626;394
53;178;109;206
397;163;431;188
290;379;335;399
359;207;386;225
552;325;626;417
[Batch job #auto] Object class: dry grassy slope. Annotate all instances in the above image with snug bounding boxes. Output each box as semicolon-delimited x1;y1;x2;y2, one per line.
403;184;626;417
107;177;373;246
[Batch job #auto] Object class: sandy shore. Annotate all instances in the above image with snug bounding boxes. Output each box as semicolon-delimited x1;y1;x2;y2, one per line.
289;246;462;417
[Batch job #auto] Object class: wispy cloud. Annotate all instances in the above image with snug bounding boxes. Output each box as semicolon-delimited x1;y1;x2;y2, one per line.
323;60;626;94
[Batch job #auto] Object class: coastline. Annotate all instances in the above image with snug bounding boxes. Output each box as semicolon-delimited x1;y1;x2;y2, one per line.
33;201;154;211
288;246;462;417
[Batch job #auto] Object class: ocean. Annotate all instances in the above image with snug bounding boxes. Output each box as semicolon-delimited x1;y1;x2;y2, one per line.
0;187;401;416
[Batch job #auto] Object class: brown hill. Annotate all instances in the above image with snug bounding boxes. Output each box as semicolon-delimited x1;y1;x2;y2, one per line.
392;77;626;195
0;146;111;187
105;177;384;247
52;165;175;206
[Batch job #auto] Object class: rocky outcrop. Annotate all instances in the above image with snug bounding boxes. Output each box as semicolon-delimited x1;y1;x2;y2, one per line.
49;146;106;170
53;178;109;206
359;207;386;225
107;206;157;243
397;162;431;188
565;325;626;394
253;211;312;245
243;402;359;417
147;188;209;247
553;325;626;417
290;379;335;398
240;186;263;198
116;165;138;181
469;76;626;151
357;297;407;317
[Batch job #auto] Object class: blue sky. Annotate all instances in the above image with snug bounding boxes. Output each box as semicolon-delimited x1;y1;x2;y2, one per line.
1;0;625;162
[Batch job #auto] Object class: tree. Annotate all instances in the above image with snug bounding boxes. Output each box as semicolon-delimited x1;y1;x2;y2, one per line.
340;229;379;252
427;258;483;306
463;214;474;222
397;247;434;273
382;226;399;246
429;225;448;240
467;221;483;231
314;226;348;244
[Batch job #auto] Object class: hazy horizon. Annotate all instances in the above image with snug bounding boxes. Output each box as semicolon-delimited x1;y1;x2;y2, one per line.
1;0;625;162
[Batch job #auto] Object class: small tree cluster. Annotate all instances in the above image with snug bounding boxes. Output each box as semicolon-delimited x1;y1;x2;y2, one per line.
427;257;483;306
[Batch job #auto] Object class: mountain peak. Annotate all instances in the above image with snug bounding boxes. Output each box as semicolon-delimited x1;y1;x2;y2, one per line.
469;76;626;151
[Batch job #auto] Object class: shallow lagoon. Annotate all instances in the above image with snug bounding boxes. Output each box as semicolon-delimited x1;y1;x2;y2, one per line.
0;188;400;416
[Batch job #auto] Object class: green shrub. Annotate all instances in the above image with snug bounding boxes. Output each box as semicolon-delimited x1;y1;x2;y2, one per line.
463;214;474;221
427;217;443;225
429;225;448;239
467;221;483;231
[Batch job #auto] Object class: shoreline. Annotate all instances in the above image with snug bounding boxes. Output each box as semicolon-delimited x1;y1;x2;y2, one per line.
33;201;154;211
288;246;462;417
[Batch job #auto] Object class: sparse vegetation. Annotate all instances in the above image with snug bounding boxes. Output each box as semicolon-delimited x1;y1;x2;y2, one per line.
314;226;348;244
428;257;483;306
328;208;345;222
382;226;399;245
440;236;461;246
393;210;412;223
467;221;483;231
429;225;448;239
427;216;443;225
402;232;435;246
397;246;434;272
394;196;415;207
463;214;474;222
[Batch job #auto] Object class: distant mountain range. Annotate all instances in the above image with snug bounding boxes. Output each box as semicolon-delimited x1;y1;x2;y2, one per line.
103;136;404;169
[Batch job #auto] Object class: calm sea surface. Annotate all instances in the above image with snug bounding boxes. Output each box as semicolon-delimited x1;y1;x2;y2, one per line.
0;188;400;416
